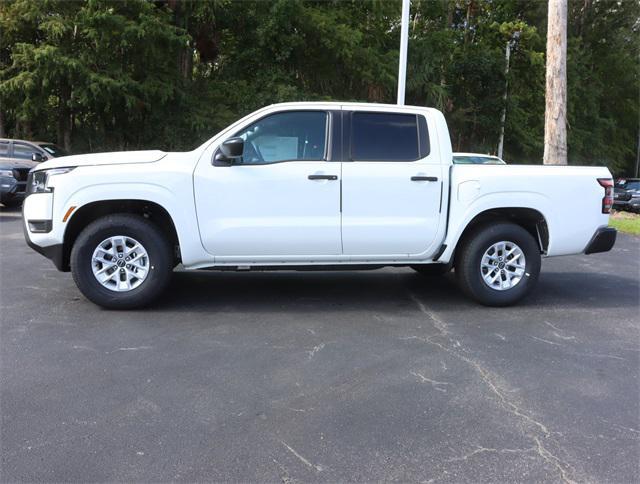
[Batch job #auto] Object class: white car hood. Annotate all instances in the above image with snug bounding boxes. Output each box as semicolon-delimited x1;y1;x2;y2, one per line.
35;150;167;170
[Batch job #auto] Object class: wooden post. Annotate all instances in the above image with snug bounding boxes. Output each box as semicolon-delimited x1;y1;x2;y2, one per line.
543;0;568;165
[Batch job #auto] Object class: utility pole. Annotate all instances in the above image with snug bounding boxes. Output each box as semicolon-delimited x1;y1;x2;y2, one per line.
397;0;410;105
497;32;520;160
543;0;568;165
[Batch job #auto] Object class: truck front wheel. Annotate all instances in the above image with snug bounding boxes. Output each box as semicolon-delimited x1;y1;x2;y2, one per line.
456;222;541;306
70;214;173;309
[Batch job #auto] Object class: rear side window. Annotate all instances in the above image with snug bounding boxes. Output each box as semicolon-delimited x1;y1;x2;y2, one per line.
351;112;422;161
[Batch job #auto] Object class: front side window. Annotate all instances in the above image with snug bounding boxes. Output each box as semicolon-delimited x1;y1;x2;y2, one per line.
351;112;419;161
0;141;8;156
13;143;40;160
233;111;327;165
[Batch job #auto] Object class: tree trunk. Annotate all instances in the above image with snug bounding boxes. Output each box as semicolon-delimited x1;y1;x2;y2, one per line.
57;84;72;152
543;0;568;165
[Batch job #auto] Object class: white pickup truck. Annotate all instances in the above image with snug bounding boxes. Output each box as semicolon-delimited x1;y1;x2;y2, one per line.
23;102;616;309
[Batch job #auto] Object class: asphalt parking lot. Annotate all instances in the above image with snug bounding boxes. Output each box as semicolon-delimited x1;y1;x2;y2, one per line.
1;206;639;483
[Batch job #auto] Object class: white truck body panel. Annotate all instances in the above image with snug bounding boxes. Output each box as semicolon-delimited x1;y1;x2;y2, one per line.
23;102;612;272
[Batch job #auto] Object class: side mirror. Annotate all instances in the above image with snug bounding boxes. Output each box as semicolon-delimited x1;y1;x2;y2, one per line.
212;137;244;166
32;153;44;162
220;137;244;159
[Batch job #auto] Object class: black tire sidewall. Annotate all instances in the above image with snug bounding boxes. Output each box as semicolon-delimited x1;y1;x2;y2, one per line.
457;223;541;306
71;214;172;309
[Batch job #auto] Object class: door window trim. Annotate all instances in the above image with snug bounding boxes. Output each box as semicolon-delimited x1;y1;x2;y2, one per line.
346;111;430;162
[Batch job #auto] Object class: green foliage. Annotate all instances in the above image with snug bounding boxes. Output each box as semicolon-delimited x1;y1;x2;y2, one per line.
0;0;637;174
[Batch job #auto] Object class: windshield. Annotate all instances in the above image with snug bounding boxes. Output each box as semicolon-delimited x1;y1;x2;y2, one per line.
453;155;505;165
38;143;69;157
616;180;640;191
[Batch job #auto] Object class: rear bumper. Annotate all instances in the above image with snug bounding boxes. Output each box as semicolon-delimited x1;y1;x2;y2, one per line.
584;227;617;255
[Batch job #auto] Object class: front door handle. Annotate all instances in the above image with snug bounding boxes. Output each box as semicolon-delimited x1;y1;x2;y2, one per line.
411;176;438;182
308;174;338;180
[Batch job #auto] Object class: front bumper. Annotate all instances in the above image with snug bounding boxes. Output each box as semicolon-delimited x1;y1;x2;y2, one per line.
0;177;27;202
584;227;617;255
22;219;67;271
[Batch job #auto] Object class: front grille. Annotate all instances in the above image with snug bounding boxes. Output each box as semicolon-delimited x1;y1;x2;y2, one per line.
12;168;30;182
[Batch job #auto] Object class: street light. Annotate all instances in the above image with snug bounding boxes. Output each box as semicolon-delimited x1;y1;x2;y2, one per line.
397;0;410;105
497;30;520;159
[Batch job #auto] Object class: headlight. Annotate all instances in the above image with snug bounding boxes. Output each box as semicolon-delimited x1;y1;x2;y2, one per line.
0;169;14;178
27;167;75;194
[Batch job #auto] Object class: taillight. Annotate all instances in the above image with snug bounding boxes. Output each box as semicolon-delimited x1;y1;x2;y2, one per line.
597;178;613;214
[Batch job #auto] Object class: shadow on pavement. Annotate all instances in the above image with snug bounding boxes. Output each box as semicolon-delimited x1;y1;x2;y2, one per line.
152;269;638;312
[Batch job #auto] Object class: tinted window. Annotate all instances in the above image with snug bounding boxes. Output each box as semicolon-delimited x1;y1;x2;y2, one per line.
0;142;8;156
233;111;327;165
13;143;40;160
351;112;419;161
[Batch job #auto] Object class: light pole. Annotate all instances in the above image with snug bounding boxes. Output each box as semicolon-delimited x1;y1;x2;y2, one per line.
397;0;410;105
497;31;520;159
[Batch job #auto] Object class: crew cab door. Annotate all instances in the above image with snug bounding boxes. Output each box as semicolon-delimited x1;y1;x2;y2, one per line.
193;109;342;259
341;108;444;257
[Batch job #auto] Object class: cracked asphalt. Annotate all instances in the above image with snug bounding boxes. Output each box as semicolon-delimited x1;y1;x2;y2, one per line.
1;206;639;482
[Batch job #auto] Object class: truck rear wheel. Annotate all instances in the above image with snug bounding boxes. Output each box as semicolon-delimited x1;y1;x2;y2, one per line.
456;222;541;306
70;214;173;309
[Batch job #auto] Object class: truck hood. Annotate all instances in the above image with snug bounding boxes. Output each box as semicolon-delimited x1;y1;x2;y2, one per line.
34;150;167;170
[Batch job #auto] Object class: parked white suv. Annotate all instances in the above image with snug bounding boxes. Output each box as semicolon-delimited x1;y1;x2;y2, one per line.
23;102;616;308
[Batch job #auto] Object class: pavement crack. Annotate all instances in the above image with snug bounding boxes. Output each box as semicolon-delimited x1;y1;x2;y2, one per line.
446;445;536;463
307;343;326;360
410;371;451;392
533;436;577;484
532;336;565;347
406;293;580;482
280;441;323;472
409;293;450;335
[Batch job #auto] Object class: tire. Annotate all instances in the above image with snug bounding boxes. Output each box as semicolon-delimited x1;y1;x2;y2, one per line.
455;222;541;306
70;214;173;309
411;264;451;277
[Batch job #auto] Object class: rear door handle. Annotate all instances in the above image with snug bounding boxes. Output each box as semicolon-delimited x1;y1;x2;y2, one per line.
411;176;438;182
308;174;338;180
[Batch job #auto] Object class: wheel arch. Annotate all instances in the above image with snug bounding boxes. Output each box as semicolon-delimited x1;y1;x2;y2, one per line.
61;199;181;272
443;207;549;265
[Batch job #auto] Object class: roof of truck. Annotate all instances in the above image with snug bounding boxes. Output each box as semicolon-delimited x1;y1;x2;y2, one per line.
266;101;436;111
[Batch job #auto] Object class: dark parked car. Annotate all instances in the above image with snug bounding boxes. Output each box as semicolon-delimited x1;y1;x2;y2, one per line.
613;178;640;211
0;138;69;163
0;159;35;207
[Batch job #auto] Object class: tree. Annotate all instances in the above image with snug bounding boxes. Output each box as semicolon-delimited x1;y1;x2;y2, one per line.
543;0;568;165
0;0;636;175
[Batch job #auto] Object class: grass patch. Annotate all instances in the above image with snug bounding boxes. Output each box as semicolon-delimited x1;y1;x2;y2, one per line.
610;210;640;235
